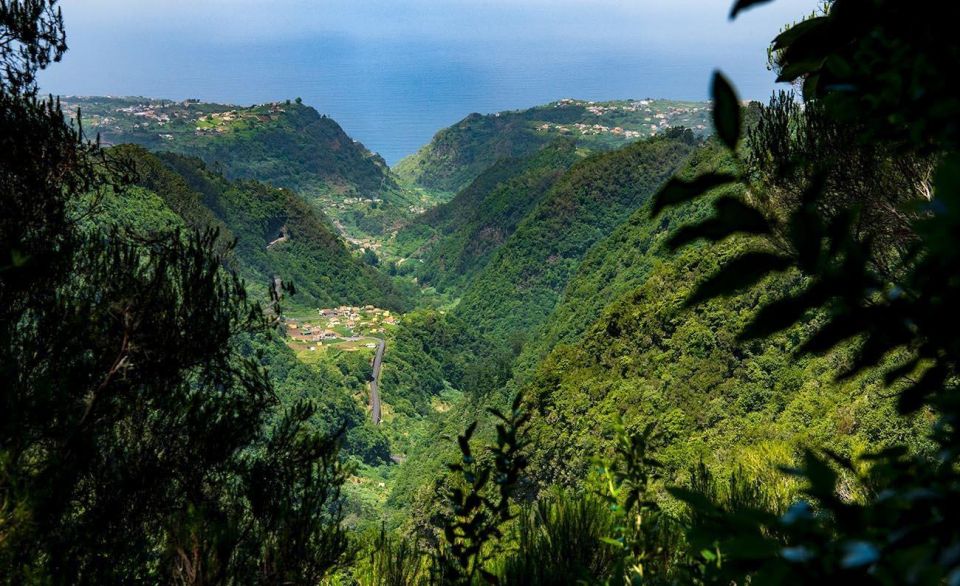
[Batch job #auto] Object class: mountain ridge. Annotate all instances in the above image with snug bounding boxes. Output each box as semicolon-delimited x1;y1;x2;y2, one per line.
394;98;711;195
62;96;432;237
108;144;413;311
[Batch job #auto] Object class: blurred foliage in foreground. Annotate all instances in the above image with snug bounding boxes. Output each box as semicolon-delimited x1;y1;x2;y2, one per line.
353;1;960;584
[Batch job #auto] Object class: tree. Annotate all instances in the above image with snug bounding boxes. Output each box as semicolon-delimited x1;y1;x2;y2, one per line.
746;91;933;279
1;2;348;582
0;0;66;94
363;248;380;267
650;1;960;582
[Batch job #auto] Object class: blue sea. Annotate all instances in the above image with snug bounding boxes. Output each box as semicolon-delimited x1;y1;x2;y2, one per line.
40;3;803;164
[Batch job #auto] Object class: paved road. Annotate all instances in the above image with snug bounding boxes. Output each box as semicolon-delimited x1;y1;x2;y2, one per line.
283;317;385;424
369;339;385;425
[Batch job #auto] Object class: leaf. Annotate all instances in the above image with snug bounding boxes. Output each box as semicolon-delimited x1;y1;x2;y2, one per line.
772;16;828;50
458;438;473;459
796;312;863;356
781;545;814;563
458;421;478;456
723;535;781;560
780;501;813;526
740;284;829;341
651;173;738;217
668;197;770;249
511;391;523;412
838;317;912;380
802;450;837;501
666;486;716;512
443;524;456;545
897;365;946;414
841;541;880;569
790;178;827;272
776;59;825;84
730;0;774;19
883;357;920;386
686;251;792;306
712;71;742;151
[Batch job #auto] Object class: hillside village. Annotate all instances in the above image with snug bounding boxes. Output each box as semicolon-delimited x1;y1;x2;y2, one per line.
59;97;303;141
537;98;711;139
285;305;398;353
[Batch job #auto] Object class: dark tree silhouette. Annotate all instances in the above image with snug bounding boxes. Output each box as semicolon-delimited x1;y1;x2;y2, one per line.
1;2;348;583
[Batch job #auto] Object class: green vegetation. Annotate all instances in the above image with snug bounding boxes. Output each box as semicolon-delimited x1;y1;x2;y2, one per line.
6;0;960;583
394;98;710;195
395;138;582;292
63;96;434;237
455;129;699;338
512;141;733;374
1;20;352;578
112;145;413;311
380;310;513;419
519;236;931;491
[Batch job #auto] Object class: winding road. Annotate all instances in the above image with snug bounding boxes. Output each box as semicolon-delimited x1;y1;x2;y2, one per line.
369;338;385;425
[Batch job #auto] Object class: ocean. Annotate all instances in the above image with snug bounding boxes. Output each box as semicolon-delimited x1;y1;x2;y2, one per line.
40;21;792;165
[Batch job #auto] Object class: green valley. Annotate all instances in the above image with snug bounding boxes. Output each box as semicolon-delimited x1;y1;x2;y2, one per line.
5;1;959;583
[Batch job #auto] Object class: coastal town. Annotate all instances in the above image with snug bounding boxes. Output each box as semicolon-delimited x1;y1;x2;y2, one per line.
60;97;230;141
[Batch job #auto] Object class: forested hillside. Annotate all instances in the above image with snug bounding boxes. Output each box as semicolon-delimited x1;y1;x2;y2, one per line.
454;129;698;337
520;209;929;495
513;140;730;373
63;97;428;236
111;145;412;311
394;98;709;195
394;139;582;292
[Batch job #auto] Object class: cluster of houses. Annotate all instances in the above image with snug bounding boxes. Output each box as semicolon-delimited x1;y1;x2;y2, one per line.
287;305;398;346
61;98;298;140
337;196;383;207
535;98;710;141
105;100;200;126
194;112;240;134
319;305;397;328
72;102;176;132
191;103;296;136
538;122;645;139
288;323;340;343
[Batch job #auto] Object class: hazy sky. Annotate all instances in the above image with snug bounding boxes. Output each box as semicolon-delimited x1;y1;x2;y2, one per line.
41;0;816;162
49;0;812;45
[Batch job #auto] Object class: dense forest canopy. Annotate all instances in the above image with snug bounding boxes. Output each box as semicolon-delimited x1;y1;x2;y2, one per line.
4;0;960;584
